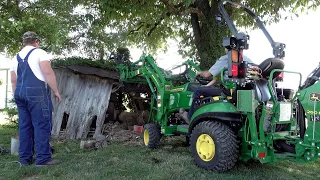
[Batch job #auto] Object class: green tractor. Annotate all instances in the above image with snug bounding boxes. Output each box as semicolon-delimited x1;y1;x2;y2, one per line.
115;0;320;173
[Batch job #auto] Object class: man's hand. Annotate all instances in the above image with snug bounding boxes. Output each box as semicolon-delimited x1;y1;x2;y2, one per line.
10;71;17;93
205;79;216;87
54;91;62;103
196;71;212;78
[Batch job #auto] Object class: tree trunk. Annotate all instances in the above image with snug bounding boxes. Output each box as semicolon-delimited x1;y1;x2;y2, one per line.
191;0;230;70
51;68;114;139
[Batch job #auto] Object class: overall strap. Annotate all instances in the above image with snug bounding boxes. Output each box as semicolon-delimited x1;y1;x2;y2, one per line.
16;48;37;63
24;48;37;62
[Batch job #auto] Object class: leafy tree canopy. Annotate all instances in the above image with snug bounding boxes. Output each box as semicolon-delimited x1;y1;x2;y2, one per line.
1;0;319;68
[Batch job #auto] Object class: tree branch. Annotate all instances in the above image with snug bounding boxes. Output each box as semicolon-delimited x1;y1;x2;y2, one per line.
191;13;201;50
160;0;204;17
147;16;165;36
128;23;145;35
210;0;220;15
195;0;211;17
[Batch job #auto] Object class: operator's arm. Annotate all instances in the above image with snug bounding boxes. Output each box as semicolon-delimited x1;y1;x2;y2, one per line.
204;55;228;86
196;71;212;78
10;71;17;93
40;61;61;103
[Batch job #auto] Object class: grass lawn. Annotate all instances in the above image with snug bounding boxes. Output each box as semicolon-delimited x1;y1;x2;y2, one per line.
0;125;319;180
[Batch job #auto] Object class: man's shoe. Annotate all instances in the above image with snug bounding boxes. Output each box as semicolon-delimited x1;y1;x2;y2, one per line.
20;162;32;166
179;108;185;114
180;111;189;124
178;108;189;124
35;159;60;167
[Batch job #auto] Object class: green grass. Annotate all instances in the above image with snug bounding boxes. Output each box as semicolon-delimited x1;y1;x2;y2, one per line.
0;125;320;180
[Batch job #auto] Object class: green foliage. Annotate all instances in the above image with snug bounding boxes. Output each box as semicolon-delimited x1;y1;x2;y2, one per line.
94;0;320;69
0;0;87;56
2;99;18;126
0;78;2;85
1;0;319;68
51;57;118;71
235;0;320;29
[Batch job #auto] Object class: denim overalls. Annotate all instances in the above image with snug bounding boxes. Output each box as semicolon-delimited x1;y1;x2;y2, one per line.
14;48;53;165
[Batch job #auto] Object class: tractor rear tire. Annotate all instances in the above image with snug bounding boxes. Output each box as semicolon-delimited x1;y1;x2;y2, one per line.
190;121;239;173
143;123;161;149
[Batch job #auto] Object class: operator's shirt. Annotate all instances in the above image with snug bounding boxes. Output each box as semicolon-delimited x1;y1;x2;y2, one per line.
209;54;253;77
11;46;51;82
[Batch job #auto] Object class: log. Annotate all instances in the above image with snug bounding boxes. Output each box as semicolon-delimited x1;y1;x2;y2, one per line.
51;68;114;139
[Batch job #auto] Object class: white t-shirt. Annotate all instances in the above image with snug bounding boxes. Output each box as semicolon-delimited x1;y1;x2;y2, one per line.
11;46;51;82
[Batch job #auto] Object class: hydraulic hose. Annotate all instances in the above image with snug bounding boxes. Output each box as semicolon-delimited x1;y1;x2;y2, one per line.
297;100;306;139
301;63;320;89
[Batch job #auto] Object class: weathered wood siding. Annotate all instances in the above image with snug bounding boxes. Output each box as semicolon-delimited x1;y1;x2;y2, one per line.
52;68;114;139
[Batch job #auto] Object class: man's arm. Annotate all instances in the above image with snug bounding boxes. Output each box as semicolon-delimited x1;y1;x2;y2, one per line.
196;71;212;78
199;56;228;86
39;61;61;103
10;71;17;93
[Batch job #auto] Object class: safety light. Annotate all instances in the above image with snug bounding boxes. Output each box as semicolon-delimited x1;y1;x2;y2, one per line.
232;64;238;77
238;61;248;78
231;50;238;62
258;152;266;158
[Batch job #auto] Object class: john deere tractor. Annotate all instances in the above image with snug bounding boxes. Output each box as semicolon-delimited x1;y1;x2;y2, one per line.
115;0;320;173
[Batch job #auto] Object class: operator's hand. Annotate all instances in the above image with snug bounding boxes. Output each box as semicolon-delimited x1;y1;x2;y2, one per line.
54;91;62;104
196;71;202;77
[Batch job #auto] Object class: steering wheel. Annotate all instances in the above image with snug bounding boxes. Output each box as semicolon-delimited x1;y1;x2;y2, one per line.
196;76;211;85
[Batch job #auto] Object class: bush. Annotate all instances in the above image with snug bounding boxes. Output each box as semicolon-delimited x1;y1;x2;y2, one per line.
3;99;18;125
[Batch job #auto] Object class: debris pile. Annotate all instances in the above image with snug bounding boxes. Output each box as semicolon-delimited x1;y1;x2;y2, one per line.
103;121;143;146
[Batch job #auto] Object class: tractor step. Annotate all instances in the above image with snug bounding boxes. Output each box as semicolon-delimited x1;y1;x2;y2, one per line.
177;125;189;133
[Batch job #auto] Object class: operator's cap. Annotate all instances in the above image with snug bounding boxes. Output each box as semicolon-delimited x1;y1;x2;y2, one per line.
22;31;39;43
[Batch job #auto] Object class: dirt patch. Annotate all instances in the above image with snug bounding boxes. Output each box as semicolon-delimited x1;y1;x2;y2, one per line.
103;122;143;146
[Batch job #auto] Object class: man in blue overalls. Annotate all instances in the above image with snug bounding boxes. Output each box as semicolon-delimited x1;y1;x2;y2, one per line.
10;31;62;167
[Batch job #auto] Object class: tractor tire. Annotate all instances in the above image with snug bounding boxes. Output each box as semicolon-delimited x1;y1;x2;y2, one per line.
190;121;239;173
143;123;161;149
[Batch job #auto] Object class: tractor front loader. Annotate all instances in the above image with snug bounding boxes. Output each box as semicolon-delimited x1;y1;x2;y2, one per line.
115;0;320;173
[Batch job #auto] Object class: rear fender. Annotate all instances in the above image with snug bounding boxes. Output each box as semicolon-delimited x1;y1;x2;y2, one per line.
188;102;242;134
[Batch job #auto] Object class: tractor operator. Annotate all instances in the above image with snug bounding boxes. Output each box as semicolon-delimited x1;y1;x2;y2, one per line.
180;49;253;122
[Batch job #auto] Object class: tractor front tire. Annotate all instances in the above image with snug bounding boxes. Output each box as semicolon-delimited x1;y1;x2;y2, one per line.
190;121;239;173
143;123;161;149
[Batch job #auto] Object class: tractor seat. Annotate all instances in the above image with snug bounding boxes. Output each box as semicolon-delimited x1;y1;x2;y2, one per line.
255;79;271;102
187;83;202;92
258;58;284;79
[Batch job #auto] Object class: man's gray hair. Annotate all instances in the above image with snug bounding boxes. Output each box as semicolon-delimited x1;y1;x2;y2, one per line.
22;31;39;45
